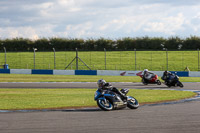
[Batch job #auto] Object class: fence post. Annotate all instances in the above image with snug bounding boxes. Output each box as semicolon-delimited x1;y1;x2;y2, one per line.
33;48;37;69
90;51;91;65
104;48;106;70
3;47;6;65
166;48;168;70
76;48;78;70
182;52;184;70
151;52;152;70
53;48;56;69
198;48;199;71
134;48;136;71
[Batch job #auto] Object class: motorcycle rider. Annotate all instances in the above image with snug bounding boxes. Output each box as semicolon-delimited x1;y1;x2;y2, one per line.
97;79;128;101
141;69;155;81
161;71;175;85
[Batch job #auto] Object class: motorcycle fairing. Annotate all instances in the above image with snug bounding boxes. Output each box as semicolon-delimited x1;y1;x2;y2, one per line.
95;89;126;109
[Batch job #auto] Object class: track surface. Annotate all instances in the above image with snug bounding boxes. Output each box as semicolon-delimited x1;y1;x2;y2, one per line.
0;82;199;90
0;82;200;133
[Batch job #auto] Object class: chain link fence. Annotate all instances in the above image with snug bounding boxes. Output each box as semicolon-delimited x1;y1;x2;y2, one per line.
0;48;199;71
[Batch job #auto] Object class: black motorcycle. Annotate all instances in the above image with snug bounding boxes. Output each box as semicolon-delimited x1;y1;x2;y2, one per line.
94;88;139;111
162;74;184;88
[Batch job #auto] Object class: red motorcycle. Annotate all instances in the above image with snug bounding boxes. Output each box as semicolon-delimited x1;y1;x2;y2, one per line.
137;72;161;85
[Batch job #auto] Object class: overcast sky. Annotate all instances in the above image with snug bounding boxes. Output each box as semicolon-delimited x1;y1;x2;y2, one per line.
1;0;200;40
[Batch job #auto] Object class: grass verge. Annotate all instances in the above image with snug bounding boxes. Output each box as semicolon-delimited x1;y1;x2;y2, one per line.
0;88;196;110
0;74;200;82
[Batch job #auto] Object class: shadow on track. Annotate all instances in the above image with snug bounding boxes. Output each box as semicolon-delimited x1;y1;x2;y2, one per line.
0;108;102;113
61;108;102;112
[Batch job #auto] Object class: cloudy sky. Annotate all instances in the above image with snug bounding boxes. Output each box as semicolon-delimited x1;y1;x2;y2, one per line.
1;0;200;40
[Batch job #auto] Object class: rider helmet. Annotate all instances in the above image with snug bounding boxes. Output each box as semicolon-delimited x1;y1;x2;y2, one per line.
97;79;106;88
143;69;148;74
164;70;168;76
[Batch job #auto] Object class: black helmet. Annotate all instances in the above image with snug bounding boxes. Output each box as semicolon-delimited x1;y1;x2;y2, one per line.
164;70;168;75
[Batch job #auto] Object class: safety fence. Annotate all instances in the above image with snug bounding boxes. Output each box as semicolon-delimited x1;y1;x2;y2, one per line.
0;49;200;71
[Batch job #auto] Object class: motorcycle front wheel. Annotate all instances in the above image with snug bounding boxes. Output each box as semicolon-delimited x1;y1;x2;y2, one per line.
97;99;113;111
142;79;148;85
178;81;184;88
127;96;139;109
157;80;161;85
165;82;171;87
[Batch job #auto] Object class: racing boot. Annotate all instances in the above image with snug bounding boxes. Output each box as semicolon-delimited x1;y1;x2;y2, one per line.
112;87;128;101
119;92;128;101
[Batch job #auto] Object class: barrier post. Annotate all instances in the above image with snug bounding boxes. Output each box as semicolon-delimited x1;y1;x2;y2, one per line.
3;47;6;65
33;48;37;69
53;48;56;69
76;48;78;70
104;48;106;70
134;48;136;71
198;49;199;71
166;48;168;70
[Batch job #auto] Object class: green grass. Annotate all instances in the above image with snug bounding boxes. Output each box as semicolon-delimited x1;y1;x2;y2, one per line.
0;88;196;110
0;74;198;110
0;51;199;71
0;74;200;82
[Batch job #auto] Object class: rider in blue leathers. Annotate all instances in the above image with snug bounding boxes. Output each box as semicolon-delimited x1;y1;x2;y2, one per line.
97;79;127;101
161;71;175;85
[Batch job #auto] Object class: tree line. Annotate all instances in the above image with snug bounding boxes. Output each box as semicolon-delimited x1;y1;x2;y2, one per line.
0;36;200;51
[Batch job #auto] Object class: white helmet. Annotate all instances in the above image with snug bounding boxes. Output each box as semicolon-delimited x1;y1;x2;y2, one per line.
142;69;148;75
97;79;106;88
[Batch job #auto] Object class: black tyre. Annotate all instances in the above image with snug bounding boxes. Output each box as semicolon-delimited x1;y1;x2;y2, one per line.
167;85;171;88
127;96;139;109
142;79;148;85
178;81;184;88
165;82;171;88
157;80;161;85
97;99;113;111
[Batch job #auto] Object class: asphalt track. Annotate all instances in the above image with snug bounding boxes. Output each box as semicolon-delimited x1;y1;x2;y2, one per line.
0;82;200;133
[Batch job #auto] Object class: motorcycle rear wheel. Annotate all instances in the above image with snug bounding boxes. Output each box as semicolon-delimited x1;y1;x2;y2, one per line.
97;99;113;111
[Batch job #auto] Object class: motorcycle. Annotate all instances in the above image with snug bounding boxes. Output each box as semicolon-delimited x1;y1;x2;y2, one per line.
139;74;161;85
161;74;184;88
94;88;139;111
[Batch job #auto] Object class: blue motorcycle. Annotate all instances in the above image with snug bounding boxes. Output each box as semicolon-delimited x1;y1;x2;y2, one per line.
162;73;184;88
94;88;139;111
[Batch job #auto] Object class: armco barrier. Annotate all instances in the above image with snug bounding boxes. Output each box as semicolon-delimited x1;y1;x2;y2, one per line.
32;69;53;75
97;70;141;76
189;71;200;77
75;70;97;75
0;69;10;74
0;69;196;77
97;70;189;77
10;69;31;74
170;71;189;77
53;70;74;75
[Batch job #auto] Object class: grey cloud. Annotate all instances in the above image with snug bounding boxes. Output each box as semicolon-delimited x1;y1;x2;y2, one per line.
75;0;133;8
191;16;200;25
1;0;200;39
0;0;53;5
134;0;200;6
